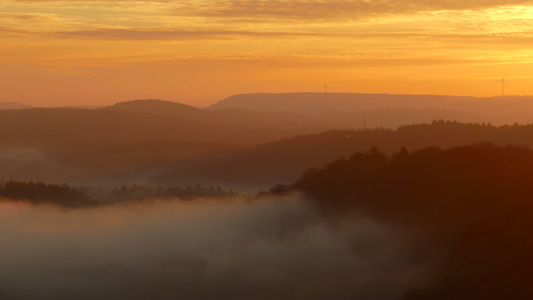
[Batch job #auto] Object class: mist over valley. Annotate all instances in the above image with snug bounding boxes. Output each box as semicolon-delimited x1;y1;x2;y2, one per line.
5;0;533;297
2;92;533;299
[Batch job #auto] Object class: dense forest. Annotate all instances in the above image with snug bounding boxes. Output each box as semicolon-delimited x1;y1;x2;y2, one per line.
0;181;233;207
0;181;91;207
271;143;533;299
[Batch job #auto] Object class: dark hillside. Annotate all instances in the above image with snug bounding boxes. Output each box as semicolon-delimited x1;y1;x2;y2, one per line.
272;143;533;299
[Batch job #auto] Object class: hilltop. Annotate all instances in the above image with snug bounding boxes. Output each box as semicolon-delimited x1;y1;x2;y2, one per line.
103;99;208;120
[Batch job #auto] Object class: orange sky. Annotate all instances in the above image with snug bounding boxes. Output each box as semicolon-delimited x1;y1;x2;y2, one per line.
2;0;533;107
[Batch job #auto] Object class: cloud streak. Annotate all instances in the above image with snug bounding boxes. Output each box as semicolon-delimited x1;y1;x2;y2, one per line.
4;0;533;103
3;25;532;49
14;0;533;21
50;28;333;40
179;0;533;22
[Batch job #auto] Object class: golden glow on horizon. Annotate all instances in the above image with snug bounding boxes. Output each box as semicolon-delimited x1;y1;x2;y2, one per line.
2;0;533;106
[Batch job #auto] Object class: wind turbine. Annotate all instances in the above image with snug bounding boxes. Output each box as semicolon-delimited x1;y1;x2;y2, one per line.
497;75;506;97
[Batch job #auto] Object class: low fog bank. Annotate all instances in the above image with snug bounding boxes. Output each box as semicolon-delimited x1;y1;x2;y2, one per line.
0;194;429;300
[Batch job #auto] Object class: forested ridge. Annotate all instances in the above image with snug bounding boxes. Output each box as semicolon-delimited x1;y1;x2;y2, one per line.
158;120;533;187
271;143;533;299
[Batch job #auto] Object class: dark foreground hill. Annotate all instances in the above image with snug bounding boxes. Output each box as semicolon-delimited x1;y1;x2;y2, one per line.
270;143;533;299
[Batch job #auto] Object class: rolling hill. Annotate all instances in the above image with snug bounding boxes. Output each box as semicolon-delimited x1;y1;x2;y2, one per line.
4;97;533;189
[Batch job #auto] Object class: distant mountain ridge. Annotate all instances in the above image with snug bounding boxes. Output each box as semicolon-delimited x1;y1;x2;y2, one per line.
208;93;478;115
104;97;516;131
208;92;533;124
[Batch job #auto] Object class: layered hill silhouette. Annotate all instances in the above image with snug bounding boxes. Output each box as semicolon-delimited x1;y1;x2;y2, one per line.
0;99;328;148
103;99;323;130
154;121;533;190
0;99;327;161
0;99;329;184
0;97;493;179
4;96;533;188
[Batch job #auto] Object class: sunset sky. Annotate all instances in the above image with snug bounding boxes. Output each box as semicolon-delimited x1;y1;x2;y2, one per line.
2;0;533;107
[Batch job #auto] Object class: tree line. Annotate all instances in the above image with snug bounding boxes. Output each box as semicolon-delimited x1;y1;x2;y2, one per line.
0;181;235;208
271;142;533;299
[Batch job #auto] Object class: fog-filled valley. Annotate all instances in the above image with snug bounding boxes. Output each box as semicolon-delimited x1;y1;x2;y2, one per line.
0;195;430;300
2;92;533;299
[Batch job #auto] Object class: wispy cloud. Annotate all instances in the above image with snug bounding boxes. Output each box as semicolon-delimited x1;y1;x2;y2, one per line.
4;26;530;48
50;28;334;40
0;26;28;34
3;0;533;103
0;13;42;20
177;0;533;22
5;1;533;40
